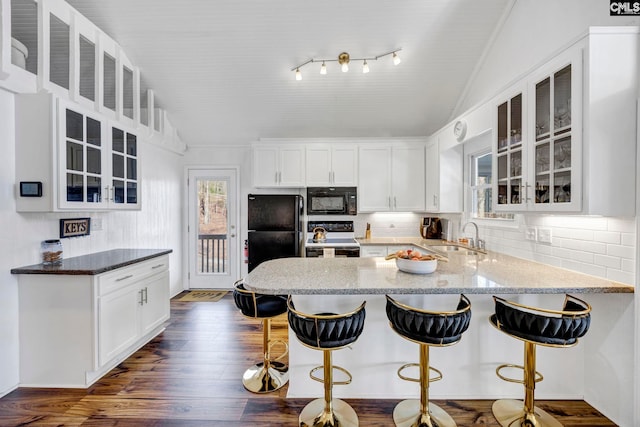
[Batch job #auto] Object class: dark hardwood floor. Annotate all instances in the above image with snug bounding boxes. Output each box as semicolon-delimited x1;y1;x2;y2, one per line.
0;293;616;426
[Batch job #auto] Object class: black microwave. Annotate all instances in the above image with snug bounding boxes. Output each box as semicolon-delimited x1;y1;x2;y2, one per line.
307;187;357;216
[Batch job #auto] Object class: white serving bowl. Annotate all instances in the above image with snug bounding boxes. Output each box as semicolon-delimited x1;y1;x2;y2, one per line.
395;257;437;274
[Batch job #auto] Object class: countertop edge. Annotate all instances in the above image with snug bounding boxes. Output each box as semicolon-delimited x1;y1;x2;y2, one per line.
10;249;173;275
243;286;634;295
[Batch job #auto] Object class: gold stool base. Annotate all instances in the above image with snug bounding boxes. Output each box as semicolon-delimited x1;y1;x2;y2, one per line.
492;399;562;427
299;398;359;427
393;399;456;427
241;361;288;393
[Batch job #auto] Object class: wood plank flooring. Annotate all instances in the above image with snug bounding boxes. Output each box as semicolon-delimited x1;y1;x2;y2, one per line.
0;293;616;426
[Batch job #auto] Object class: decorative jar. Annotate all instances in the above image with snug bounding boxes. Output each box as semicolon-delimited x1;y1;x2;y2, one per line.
41;239;63;265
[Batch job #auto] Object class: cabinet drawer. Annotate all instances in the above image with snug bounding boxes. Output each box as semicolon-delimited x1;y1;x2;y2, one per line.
359;246;388;257
98;256;169;296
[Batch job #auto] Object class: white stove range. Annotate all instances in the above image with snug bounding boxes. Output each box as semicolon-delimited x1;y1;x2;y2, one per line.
305;221;360;257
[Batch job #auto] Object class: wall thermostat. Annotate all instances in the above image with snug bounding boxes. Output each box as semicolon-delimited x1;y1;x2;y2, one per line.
20;181;42;197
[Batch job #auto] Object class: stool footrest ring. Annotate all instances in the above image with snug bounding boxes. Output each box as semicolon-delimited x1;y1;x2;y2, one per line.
310;364;353;386
397;363;443;384
268;339;289;363
496;363;543;385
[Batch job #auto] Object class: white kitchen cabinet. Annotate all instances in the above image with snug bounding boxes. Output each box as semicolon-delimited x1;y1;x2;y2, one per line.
16;254;170;387
425;141;440;211
252;144;305;187
493;28;637;216
15;92;141;211
360;245;421;257
359;245;390;257
305;144;357;186
425;137;464;213
358;143;425;212
494;51;581;213
98;266;169;366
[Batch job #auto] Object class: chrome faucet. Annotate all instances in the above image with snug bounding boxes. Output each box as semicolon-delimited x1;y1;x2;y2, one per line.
462;221;484;250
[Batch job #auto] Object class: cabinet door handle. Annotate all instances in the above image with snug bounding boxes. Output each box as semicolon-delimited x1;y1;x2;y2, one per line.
116;274;133;282
143;287;148;304
138;289;144;306
151;264;165;269
524;182;532;203
394;197;397;208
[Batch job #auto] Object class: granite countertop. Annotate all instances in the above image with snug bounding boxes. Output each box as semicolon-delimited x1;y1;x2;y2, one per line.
11;249;172;275
244;244;634;295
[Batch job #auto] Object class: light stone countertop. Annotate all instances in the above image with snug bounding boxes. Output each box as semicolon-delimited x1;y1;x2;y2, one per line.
244;239;634;295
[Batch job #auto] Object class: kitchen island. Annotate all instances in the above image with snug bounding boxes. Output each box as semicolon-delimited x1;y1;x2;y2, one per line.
244;252;634;425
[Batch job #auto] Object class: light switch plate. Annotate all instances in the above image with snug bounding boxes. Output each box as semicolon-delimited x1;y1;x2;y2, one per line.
525;226;537;241
537;227;552;244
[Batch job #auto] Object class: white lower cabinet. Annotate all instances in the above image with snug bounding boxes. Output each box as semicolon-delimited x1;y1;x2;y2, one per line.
18;255;170;387
360;245;418;258
359;245;391;257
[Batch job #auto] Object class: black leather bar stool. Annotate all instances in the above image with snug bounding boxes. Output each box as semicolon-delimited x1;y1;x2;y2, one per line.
385;294;472;427
287;296;366;427
232;280;289;393
489;294;591;427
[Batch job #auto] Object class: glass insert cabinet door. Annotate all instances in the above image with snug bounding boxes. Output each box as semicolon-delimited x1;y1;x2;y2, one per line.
534;64;572;206
110;127;138;206
63;107;104;206
496;92;526;208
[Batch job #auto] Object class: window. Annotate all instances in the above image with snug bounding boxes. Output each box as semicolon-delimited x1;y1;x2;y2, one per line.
470;149;514;220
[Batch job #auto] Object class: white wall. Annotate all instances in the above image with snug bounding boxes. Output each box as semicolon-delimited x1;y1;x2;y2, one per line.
0;87;20;397
0;87;184;397
457;0;640;116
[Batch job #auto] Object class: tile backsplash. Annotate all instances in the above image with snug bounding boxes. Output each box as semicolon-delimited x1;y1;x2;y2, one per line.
355;212;636;286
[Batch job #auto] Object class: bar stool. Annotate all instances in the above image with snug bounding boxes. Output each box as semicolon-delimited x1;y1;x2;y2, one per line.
232;280;289;393
385;294;472;427
287;296;366;427
490;294;591;427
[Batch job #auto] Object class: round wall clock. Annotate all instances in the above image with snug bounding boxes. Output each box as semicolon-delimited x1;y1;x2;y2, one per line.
454;120;467;142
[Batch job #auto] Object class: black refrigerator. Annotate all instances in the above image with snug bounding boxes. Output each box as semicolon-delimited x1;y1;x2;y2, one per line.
247;194;304;272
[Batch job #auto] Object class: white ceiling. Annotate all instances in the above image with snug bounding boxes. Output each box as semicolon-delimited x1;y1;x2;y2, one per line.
64;0;512;147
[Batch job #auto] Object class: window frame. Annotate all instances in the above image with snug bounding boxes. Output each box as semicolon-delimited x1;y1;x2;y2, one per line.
463;130;517;227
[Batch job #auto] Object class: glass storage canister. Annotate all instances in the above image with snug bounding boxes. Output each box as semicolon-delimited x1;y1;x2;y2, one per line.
41;239;63;265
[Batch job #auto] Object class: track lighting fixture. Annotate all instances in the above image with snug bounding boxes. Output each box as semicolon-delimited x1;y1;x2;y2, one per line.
291;48;401;80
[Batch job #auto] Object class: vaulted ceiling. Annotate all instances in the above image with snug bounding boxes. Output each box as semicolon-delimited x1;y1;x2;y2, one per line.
64;0;512;147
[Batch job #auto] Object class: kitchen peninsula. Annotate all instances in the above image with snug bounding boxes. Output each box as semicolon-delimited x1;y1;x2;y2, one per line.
244;248;634;421
11;249;172;388
244;244;634;295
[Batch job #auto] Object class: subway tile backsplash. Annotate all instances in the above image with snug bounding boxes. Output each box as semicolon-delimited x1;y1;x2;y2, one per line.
355;212;636;286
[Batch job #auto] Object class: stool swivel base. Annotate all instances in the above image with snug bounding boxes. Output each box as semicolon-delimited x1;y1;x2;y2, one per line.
392;344;456;427
393;400;455;427
299;350;358;427
492;399;561;427
299;398;359;427
241;317;289;394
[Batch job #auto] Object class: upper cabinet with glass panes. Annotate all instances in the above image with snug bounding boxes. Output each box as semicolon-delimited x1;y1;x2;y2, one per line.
15;92;140;212
3;0;185;153
492;28;638;216
494;47;582;213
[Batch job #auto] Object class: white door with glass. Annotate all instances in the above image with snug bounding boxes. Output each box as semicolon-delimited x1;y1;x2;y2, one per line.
187;168;238;289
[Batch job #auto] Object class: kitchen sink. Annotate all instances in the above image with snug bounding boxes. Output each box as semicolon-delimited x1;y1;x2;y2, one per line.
429;245;481;255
